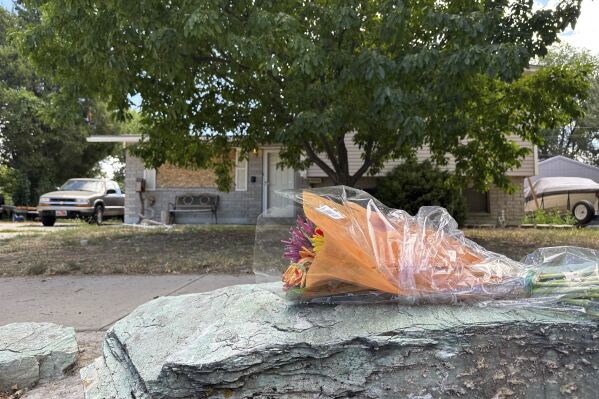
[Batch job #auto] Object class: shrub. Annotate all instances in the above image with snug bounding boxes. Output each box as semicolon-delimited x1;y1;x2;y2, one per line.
0;167;31;206
375;160;467;226
522;209;577;225
26;263;47;275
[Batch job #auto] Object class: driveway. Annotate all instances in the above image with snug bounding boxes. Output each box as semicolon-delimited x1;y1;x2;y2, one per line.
0;220;75;240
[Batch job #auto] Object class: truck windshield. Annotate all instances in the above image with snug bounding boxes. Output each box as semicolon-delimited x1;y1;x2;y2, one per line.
61;180;104;193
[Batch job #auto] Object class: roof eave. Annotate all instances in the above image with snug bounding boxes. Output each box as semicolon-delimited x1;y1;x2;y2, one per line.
87;135;141;143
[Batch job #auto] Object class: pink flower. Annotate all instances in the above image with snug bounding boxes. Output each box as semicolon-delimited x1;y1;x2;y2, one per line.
282;216;315;262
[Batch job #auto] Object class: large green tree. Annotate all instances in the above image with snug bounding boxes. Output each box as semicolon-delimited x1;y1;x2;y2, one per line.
0;7;121;205
537;44;599;165
17;0;588;190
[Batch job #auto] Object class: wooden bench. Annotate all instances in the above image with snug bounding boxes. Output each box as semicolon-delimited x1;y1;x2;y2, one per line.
168;194;219;224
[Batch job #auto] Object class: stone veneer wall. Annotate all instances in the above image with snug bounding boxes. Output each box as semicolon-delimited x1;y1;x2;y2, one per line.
124;151;266;224
124;153;145;224
465;177;525;227
311;176;525;227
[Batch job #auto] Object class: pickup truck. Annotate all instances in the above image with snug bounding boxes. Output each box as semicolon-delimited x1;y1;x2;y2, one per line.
0;193;5;219
37;178;125;226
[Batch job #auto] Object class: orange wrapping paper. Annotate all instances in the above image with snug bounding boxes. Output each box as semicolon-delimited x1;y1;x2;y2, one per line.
296;189;520;300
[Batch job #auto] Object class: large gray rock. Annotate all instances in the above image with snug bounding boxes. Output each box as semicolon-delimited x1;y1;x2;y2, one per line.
81;283;599;399
0;322;78;393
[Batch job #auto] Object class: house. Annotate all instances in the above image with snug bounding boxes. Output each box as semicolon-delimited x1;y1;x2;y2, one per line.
533;155;599;183
88;134;537;226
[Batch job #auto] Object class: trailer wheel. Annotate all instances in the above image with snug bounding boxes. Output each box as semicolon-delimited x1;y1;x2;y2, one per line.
41;213;56;227
572;201;595;224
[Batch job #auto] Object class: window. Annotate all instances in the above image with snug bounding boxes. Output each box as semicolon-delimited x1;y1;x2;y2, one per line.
106;181;119;194
143;169;156;190
464;188;490;213
235;149;248;191
61;179;104;193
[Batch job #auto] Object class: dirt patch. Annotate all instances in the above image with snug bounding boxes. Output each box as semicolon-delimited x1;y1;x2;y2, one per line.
19;375;83;399
0;224;256;277
75;331;104;370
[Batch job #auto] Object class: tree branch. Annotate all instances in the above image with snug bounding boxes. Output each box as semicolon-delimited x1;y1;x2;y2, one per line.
192;55;229;64
336;134;350;177
266;70;285;89
303;141;338;182
320;135;340;172
191;54;250;71
350;140;375;185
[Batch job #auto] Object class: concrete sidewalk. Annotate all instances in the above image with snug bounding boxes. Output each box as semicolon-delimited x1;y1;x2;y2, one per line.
0;274;257;399
0;274;255;331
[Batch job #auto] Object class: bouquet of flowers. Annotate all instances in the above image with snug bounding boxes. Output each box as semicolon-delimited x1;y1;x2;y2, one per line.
276;186;599;315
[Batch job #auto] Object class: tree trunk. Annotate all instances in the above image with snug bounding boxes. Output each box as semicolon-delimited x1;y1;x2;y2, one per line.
313;162;371;187
334;170;353;186
303;137;373;187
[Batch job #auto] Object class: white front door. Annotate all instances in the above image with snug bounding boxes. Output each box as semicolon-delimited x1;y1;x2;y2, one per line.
263;151;295;216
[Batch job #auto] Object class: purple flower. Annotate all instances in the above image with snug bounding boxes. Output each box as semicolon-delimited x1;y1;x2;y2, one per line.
282;216;315;262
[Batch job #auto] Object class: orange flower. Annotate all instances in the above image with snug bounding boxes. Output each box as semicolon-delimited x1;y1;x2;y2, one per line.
299;247;316;260
282;264;306;289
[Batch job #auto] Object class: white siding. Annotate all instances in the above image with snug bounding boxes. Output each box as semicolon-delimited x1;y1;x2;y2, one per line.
307;134;536;178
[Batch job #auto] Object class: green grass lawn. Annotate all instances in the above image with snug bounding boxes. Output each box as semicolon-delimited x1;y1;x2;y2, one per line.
0;221;597;277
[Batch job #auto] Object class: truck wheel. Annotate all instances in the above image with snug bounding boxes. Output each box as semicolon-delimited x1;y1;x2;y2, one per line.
94;204;104;225
572;201;594;225
41;213;56;227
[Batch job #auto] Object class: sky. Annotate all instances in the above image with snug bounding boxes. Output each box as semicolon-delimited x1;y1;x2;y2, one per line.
0;0;11;11
535;0;599;55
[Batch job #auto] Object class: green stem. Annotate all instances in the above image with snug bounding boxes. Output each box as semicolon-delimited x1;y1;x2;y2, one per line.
528;269;599;318
532;286;599;297
537;271;596;281
562;298;597;307
534;279;599;288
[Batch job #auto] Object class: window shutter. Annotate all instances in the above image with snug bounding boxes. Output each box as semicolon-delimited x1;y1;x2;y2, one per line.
235;149;248;191
144;169;156;190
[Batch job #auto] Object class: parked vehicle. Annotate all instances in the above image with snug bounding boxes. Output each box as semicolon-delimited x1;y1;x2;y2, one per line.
37;178;125;226
0;192;40;220
524;177;599;224
0;192;5;220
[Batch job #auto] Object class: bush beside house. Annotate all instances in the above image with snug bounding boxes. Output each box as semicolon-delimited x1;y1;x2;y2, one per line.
374;160;467;226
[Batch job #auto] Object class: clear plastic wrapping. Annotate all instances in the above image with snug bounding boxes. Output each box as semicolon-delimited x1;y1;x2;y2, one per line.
253;186;599;315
